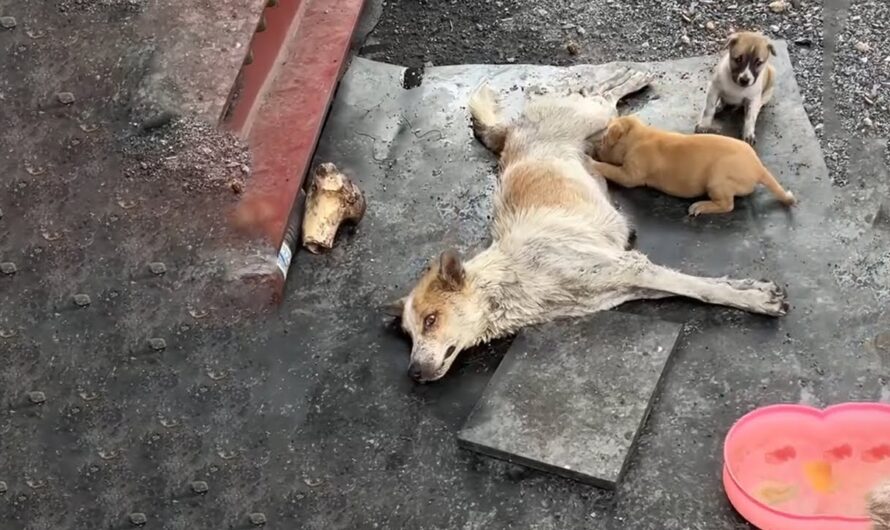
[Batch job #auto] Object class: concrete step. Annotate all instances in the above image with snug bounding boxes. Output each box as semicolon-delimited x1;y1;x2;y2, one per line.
223;0;367;300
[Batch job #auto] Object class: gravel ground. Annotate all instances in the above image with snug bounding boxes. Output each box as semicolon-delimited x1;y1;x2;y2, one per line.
362;0;888;182
826;0;890;184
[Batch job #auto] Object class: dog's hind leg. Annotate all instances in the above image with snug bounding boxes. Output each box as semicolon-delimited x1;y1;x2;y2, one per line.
588;68;655;106
614;251;789;316
469;84;509;154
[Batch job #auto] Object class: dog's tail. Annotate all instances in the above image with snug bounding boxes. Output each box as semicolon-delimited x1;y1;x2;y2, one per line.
468;83;507;154
759;167;796;206
868;480;890;530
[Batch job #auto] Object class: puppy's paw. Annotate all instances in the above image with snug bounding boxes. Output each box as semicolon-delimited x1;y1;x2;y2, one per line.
743;133;757;146
688;201;708;217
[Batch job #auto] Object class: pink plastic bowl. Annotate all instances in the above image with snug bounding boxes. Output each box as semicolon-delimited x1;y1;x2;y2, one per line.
723;403;890;530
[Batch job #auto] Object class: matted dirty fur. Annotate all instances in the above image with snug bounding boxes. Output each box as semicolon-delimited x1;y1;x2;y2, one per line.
390;68;789;382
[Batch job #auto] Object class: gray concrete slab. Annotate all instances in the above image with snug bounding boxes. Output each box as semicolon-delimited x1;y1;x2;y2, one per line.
458;313;682;489
292;44;889;528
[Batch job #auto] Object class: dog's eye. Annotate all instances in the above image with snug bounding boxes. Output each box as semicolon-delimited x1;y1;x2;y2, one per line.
734;56;744;64
423;314;437;331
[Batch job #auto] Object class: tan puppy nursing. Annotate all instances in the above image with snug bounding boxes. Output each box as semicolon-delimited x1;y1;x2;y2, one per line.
590;115;796;216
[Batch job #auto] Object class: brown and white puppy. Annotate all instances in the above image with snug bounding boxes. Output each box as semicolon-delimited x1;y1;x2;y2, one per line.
593;115;795;216
695;31;776;146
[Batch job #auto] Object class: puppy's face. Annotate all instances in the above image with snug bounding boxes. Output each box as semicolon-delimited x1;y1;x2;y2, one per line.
726;32;775;88
388;250;484;383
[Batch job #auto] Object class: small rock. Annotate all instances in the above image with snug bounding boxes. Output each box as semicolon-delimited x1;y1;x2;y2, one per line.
855;41;871;53
249;512;267;526
876;332;890;352
148;338;166;351
681;34;691;45
423;60;434;68
770;24;780;33
506;57;516;64
57;92;75;105
27;391;46;404
140;112;174;131
128;512;147;526
577;26;586;36
863;117;874;128
0;481;7;494
73;294;91;307
1;262;16;275
705;21;716;31
148;262;166;275
230;180;244;194
190;480;209;494
0;16;16;29
566;40;580;55
768;0;787;13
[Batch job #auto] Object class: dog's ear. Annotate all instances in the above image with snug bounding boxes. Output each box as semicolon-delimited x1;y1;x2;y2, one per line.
383;296;407;317
767;43;777;56
438;249;465;290
723;33;739;50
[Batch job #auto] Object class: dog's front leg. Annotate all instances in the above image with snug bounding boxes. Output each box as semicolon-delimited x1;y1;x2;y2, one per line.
617;252;789;316
741;96;764;146
695;82;721;134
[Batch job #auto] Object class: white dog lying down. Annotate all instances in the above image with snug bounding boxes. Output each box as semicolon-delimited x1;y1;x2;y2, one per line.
389;69;789;382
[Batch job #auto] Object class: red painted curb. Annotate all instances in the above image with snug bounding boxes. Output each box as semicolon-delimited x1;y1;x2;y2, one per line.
224;0;366;298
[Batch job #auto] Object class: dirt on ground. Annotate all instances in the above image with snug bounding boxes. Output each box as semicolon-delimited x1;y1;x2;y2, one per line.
0;2;273;525
1;0;888;528
0;0;261;307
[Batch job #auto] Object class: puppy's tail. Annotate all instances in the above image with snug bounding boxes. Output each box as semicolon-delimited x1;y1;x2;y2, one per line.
759;167;796;206
469;83;507;154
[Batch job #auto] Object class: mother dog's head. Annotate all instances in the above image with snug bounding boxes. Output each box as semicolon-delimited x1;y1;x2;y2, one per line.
387;249;488;382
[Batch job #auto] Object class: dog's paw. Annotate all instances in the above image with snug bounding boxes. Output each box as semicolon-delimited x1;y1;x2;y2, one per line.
694;123;715;134
728;278;789;317
743;133;757;146
688;201;709;217
755;280;789;317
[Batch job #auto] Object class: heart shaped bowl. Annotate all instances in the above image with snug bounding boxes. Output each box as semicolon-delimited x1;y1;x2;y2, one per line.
723;403;890;530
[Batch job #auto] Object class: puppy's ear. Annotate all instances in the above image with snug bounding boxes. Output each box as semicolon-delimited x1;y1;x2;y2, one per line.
723;33;739;50
438;249;465;290
604;118;628;146
767;43;777;56
383;296;407;317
